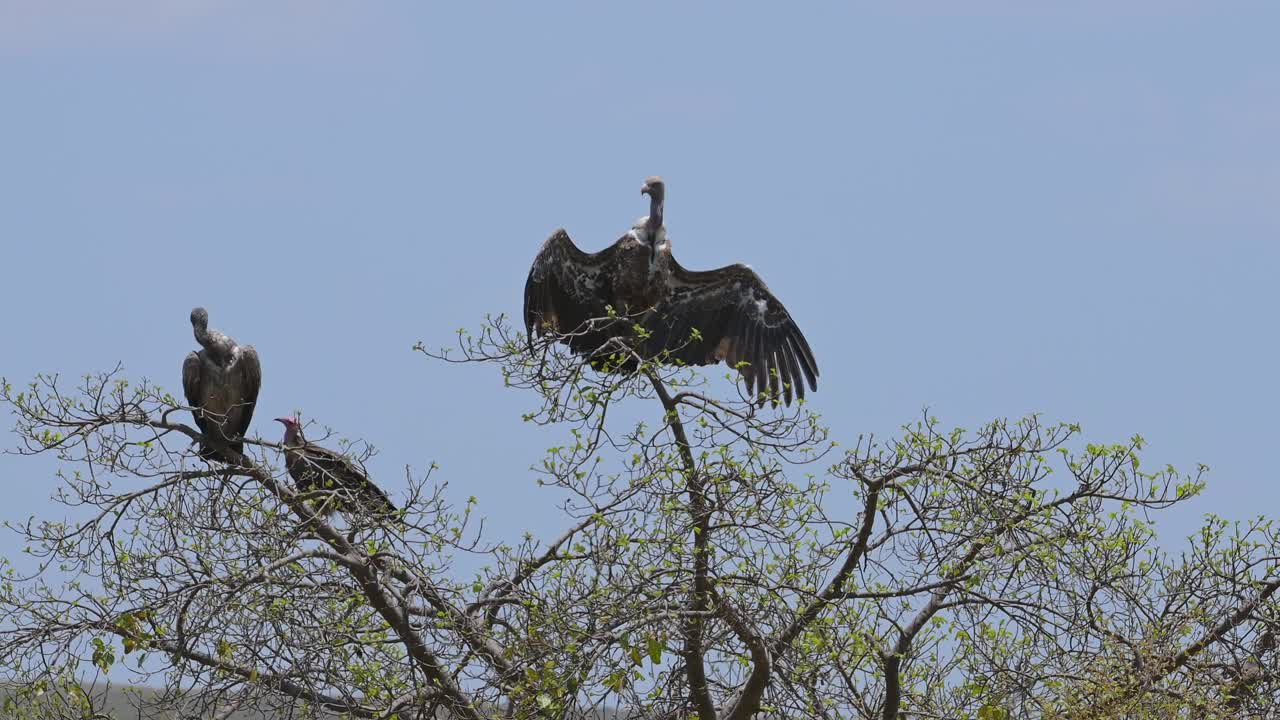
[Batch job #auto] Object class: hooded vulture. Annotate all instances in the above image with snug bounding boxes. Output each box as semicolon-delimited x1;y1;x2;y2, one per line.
274;416;399;521
524;177;818;405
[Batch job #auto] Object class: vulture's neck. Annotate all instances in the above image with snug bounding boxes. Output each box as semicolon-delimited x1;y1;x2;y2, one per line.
196;327;235;361
282;426;302;447
193;324;213;349
644;197;664;240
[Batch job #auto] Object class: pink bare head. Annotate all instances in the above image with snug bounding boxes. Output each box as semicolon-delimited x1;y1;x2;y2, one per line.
274;416;302;443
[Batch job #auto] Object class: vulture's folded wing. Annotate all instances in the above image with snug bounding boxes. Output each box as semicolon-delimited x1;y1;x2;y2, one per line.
230;345;262;442
296;445;360;491
298;445;397;516
646;262;818;406
181;351;209;434
523;229;631;358
355;478;398;516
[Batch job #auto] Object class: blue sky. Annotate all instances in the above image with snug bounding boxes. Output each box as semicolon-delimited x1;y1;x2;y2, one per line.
1;3;1276;558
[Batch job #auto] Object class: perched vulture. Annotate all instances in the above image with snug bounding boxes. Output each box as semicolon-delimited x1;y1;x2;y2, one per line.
524;177;818;405
181;307;262;461
274;416;398;521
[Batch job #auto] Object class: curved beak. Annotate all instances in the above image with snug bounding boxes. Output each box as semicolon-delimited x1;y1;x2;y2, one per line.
641;184;650;196
273;417;290;425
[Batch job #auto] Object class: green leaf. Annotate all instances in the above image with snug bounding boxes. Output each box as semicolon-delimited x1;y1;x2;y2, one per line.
647;637;665;665
91;638;115;672
977;705;1008;720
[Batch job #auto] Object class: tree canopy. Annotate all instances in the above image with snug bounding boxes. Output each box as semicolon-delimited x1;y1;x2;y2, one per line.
0;315;1276;719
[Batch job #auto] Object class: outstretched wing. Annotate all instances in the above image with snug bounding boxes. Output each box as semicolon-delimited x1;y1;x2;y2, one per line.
523;229;628;357
644;261;818;406
181;351;209;435
229;345;262;443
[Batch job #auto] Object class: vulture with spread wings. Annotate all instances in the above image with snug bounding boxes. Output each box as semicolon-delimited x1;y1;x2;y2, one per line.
524;177;818;405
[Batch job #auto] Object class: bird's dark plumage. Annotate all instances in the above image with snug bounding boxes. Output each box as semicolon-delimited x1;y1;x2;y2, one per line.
645;262;818;406
182;307;262;462
275;417;398;521
523;230;631;360
523;177;818;405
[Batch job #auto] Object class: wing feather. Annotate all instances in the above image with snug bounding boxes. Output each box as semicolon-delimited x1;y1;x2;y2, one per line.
776;327;802;404
523;229;628;357
766;345;781;406
229;345;262;451
787;325;819;391
181;351;218;462
291;444;398;517
647;262;819;406
767;331;784;406
181;351;205;429
740;321;758;396
769;335;788;407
